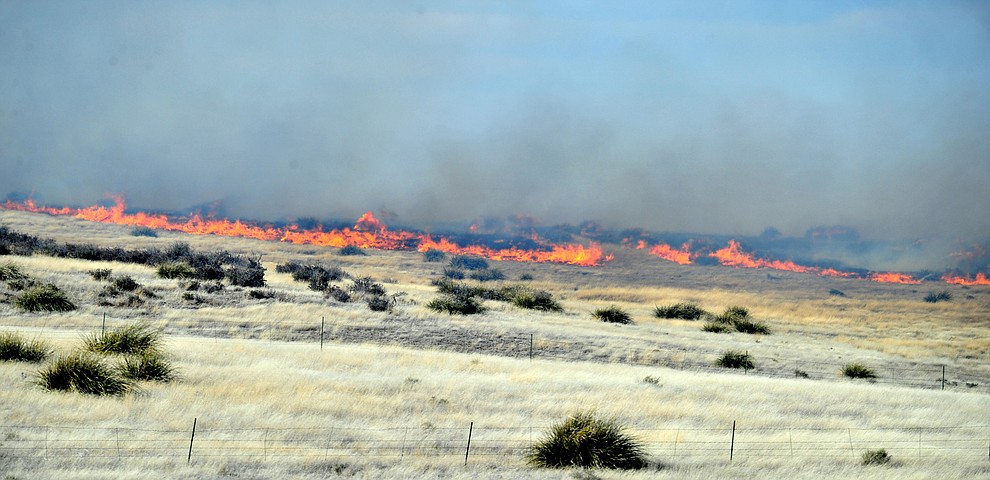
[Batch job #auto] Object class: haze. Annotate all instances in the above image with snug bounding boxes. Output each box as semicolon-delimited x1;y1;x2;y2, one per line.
2;1;988;242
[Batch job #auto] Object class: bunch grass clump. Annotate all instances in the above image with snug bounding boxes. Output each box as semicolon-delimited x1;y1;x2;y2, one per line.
527;411;647;470
0;332;51;362
593;306;633;324
118;351;177;383
449;255;489;271
715;350;754;370
15;283;77;312
654;302;707;320
83;323;162;355
702;306;770;335
35;353;131;396
843;362;877;379
88;268;113;281
923;291;952;303
338;245;366;256
423;249;446;262
512;290;563;312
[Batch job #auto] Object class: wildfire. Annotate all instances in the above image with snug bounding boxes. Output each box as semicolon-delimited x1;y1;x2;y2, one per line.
869;272;921;284
2;196;608;267
647;243;693;265
710;240;814;273
942;273;990;286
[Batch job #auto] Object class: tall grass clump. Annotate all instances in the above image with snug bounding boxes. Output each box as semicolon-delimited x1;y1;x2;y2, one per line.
843;362;877;379
0;332;50;362
119;352;177;383
715;350;754;370
83;323;162;355
702;306;770;335
527;411;647;470
15;284;77;312
512;290;563;312
654;303;706;320
593;306;633;324
35;353;130;396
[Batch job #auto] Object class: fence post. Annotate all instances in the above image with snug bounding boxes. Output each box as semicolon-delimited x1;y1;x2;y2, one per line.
102;312;106;335
730;421;735;462
464;422;473;466
673;428;679;457
941;365;945;390
529;334;534;361
187;418;197;464
320;317;325;350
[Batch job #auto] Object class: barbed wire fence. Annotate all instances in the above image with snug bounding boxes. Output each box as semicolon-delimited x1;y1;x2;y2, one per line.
1;422;988;466
6;312;990;394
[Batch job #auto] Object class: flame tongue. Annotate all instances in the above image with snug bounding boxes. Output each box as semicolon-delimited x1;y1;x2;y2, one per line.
942;273;990;286
710;240;813;273
3;196;607;267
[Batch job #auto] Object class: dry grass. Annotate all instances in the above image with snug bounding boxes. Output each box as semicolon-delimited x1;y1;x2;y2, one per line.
1;209;989;478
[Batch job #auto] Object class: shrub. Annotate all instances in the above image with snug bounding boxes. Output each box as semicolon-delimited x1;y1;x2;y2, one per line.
0;332;50;362
654;303;706;320
861;448;891;466
327;285;351;302
723;306;749;320
829;288;847;297
843;362;877;379
225;263;266;287
923;291;952;303
366;295;392;312
338;245;366;256
519;273;534;281
449;255;489;271
111;275;140;292
83;323;162;355
157;262;196;279
248;289;276;300
35;353;131;396
423;249;446;262
350;277;387;296
442;267;465;280
469;268;505;282
118;352;176;382
88;268;113;281
0;262;27;281
715;351;754;369
527;411;647;470
427;294;485;315
130;226;158;237
280;263;347;292
593;306;632;325
15;284;77;312
513;290;563;312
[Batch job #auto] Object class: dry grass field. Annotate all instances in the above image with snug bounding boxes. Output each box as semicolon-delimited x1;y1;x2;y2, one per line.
1;209;989;479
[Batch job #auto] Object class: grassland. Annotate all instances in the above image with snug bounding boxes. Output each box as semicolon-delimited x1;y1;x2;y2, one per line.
1;210;989;479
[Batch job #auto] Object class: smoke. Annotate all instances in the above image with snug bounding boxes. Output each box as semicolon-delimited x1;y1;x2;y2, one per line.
2;1;989;261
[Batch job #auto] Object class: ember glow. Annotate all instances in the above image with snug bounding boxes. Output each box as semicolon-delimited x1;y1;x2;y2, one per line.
2;197;608;267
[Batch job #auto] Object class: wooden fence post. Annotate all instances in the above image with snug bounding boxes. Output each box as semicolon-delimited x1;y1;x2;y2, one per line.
464;422;473;465
730;421;735;462
320;317;325;350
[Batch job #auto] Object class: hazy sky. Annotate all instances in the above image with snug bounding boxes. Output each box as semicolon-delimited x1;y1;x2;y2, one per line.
2;1;988;240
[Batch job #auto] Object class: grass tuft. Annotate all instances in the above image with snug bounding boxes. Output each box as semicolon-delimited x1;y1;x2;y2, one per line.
0;332;51;362
592;306;633;324
35;353;131;396
15;284;77;312
157;262;197;279
702;322;733;333
0;262;27;281
88;268;113;281
654;303;707;320
118;351;177;383
843;362;877;379
422;249;446;262
923;291;952;303
715;350;754;369
527;411;647;470
83;323;162;355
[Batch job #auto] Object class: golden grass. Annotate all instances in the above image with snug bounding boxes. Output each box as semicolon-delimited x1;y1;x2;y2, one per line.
1;209;989;478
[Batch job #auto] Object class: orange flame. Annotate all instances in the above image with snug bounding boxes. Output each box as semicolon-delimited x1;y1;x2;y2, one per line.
2;196;607;266
869;272;921;284
709;240;814;273
647;242;693;265
941;273;990;286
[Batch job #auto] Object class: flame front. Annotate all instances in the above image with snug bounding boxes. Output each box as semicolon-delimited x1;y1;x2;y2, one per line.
942;273;990;286
3;197;607;267
710;240;814;273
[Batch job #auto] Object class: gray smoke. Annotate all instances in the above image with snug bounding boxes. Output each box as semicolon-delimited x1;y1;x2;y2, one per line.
2;2;989;270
